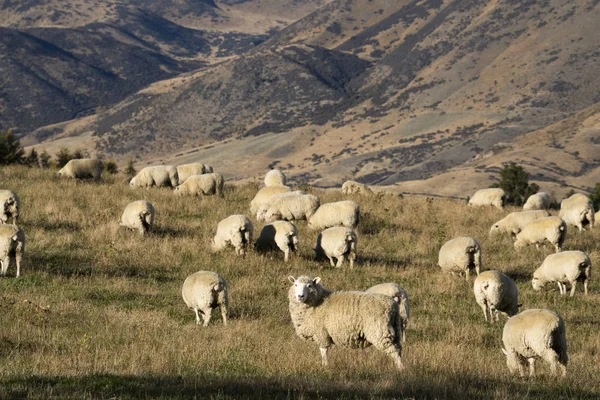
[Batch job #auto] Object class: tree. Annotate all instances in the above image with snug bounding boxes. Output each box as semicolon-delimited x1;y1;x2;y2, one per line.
491;162;538;206
39;150;51;168
0;129;25;165
24;148;39;167
590;183;600;211
125;159;136;177
55;147;72;168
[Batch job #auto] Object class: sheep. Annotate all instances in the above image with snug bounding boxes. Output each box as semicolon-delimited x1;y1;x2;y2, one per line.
341;180;373;195
0;190;20;224
314;227;357;268
174;173;224;197
489;210;551;237
176;163;206;184
57;158;103;180
254;220;298;262
366;283;410;342
468;188;505;209
514;216;567;253
473;270;519;323
203;164;214;173
523;192;554;211
501;309;567;377
560;193;590;208
130;165;179;189
307;200;360;230
0;224;25;278
119;200;155;235
263;194;320;223
287;275;404;370
532;251;592;296
212;215;253;256
559;197;594;232
181;271;228;326
264;169;286;187
438;236;482;280
249;185;291;215
256;190;304;221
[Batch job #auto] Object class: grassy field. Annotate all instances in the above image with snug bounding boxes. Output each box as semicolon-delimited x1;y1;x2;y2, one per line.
0;165;599;399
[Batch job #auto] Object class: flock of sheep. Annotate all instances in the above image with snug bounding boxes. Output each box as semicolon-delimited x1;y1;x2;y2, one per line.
1;159;598;379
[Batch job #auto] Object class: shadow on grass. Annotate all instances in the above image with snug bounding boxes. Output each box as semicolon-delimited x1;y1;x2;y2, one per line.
1;373;597;399
152;225;193;238
31;219;81;232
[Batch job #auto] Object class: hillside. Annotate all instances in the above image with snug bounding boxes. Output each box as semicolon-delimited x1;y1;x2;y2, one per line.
0;0;329;132
22;0;600;197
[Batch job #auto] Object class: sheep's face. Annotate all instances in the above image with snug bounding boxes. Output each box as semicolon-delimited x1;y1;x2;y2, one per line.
174;186;182;195
256;206;268;222
289;276;321;304
531;277;544;291
129;177;137;187
489;224;500;235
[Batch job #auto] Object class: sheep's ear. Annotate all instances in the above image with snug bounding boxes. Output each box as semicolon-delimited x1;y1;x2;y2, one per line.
501;348;508;356
288;276;296;283
313;277;321;284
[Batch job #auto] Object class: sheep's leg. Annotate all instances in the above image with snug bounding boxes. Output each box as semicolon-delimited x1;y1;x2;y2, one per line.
541;349;564;377
490;306;498;323
584;279;588;296
328;257;335;267
15;247;22;278
319;347;328;366
1;256;10;276
283;249;290;263
194;309;202;325
556;282;563;295
220;305;228;326
464;268;470;281
335;257;344;268
202;308;212;327
527;358;536;376
373;337;404;371
480;303;488;322
569;281;576;297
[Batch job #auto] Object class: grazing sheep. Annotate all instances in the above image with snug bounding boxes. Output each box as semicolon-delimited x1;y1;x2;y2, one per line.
502;309;567;377
341;181;373;195
468;188;505;209
288;276;404;370
212;215;253;256
57;158;103;180
249;185;291;215
560;193;589;208
203;164;214;173
523;192;554;211
0;190;20;224
0;224;25;278
315;227;357;268
182;271;228;326
438;237;482;280
264;169;286;187
176;163;206;184
307;200;360;230
263;194;320;223
130;165;179;188
559;197;594;232
532;251;592;296
514;216;567;253
254;220;298;262
489;210;550;237
174;173;224;197
473;270;519;323
366;283;410;342
119;200;155;235
256;190;304;221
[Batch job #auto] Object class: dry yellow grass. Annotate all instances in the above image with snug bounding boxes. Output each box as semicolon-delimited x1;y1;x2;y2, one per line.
0;165;599;399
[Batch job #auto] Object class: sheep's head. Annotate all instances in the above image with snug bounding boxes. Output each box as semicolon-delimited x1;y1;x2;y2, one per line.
489;223;500;236
288;276;322;305
129;177;137;187
531;277;544;291
256;205;269;222
265;209;282;223
174;185;183;195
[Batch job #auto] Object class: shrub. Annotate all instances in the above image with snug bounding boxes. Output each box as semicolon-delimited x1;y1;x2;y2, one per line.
103;159;118;175
0;129;24;165
491;162;538;206
39;150;52;169
125;159;136;177
55;148;72;168
24;148;39;167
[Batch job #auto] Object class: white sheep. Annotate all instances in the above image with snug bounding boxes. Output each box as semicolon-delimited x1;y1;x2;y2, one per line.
288;275;404;370
307;200;360;230
366;283;410;342
57;158;103;180
174;173;224;197
473;270;519;323
182;271;228;326
0;224;25;278
119;200;155;235
212;215;253;256
130;165;179;188
254;220;298;262
502;309;567;377
523;192;553;211
315;227;357;268
560;193;589;208
0;190;20;224
176;163;206;184
559;197;594;232
249;185;291;215
341;180;373;195
256;190;304;221
514;216;566;253
468;188;505;209
489;210;550;237
532;251;592;296
263;194;320;223
264;169;286;187
438;236;482;280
